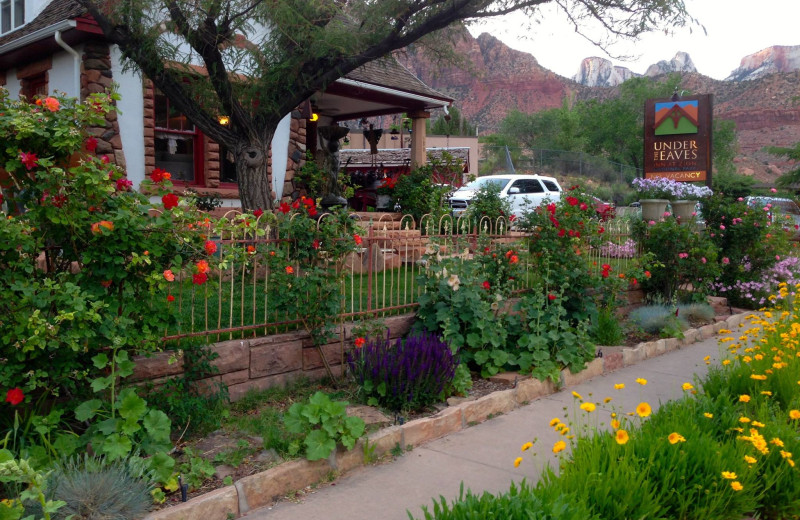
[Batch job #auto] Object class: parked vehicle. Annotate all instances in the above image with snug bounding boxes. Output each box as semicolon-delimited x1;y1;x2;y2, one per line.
448;174;563;218
587;195;615;220
745;196;800;238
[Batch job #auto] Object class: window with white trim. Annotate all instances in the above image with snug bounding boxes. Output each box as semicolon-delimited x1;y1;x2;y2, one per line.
0;0;24;34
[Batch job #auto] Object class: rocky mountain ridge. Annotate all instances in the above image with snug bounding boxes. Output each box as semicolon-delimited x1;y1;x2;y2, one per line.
573;51;697;87
726;44;800;82
398;33;800;182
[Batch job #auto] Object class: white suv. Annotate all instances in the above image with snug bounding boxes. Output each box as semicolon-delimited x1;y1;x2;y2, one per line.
448;174;563;218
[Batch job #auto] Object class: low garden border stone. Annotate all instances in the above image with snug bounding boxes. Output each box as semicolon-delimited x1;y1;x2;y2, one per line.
143;311;751;520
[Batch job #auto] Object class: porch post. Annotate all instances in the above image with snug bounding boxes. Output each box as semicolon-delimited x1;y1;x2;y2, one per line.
408;110;430;169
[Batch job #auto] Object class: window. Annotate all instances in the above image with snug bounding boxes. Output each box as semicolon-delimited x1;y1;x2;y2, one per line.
21;74;46;101
1;0;24;34
541;179;560;192
510;179;543;194
219;144;237;184
154;91;203;184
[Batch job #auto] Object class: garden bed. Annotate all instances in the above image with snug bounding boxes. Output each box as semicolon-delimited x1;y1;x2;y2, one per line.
145;308;747;520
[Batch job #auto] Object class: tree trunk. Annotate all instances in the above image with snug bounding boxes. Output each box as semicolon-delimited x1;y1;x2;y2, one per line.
235;137;274;213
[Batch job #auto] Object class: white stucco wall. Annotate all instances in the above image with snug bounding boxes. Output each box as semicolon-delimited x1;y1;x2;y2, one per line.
49;46;80;98
4;72;21;97
271;114;291;200
110;45;146;187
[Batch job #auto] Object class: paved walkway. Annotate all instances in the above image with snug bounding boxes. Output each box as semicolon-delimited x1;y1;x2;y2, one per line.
243;334;723;519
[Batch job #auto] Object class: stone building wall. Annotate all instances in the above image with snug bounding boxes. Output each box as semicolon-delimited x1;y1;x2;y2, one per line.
81;41;125;169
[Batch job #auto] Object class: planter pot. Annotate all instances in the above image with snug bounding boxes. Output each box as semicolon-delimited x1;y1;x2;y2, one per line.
376;194;393;210
639;199;669;221
670;199;697;224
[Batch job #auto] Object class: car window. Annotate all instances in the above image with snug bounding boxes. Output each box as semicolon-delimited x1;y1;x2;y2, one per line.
510;179;544;194
464;177;510;191
541;179;560;192
773;200;800;215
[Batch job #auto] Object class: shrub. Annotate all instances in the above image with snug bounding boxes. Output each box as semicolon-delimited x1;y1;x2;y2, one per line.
283;391;365;461
463;183;511;231
627;304;687;337
392;166;450;225
678;302;716;324
415;482;598;520
591;306;625;345
46;454;152;520
347;333;459;412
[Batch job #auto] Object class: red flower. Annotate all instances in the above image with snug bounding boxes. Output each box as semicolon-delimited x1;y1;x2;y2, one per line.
546;203;556;215
247;245;255;254
548;293;556;301
353;234;363;246
292;200;300;210
253;208;264;218
278;202;291;214
196;260;209;274
192;272;208;285
509;214;517;222
313;239;321;250
509;255;519;264
43;97;60;112
19;151;38;170
101;155;110;164
307;206;318;217
579;203;588;211
482;281;491;290
598;227;605;234
505;250;514;259
116;178;132;192
100;280;112;288
601;271;609;278
204;240;217;255
566;196;579;206
91;220;114;235
557;228;566;237
151;168;167;183
5;387;24;406
285;265;294;274
167;294;175;302
644;270;651;278
354;337;366;349
602;264;611;271
85;136;98;152
162;193;179;210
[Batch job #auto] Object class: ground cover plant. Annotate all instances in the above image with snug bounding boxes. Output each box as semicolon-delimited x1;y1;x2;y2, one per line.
415;287;800;520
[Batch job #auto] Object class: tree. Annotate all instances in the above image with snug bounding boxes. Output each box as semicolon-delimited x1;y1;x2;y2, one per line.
78;0;695;211
429;107;476;136
769;142;800;189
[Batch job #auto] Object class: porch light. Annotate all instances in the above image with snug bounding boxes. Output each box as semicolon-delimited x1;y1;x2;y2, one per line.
217;115;230;125
310;113;319;122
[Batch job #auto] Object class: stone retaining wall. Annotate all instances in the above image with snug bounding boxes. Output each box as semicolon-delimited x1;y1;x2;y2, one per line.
131;315;415;401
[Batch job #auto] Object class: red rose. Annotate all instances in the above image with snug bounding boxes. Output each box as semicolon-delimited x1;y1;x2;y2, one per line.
313;239;320;250
307;206;318;217
100;280;112;288
85;136;98;152
253;208;264;218
354;337;366;349
116;178;132;192
192;272;208;285
204;240;217;255
482;281;491;290
580;203;588;211
167;294;175;302
566;196;579;206
548;294;556;301
557;228;566;237
353;234;363;246
151;168;166;183
292;200;300;210
162;193;179;210
278;202;291;214
5;387;24;406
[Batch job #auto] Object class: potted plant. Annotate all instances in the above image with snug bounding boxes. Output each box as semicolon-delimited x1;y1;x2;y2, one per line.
375;175;397;210
671;183;712;223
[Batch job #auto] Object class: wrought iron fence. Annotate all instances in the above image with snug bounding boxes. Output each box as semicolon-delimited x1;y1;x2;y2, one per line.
162;211;638;344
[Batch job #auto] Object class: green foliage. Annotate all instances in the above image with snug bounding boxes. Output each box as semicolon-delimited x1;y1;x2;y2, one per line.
413;481;598;520
283;392;365;461
143;342;230;438
0;450;66;520
178;449;216;492
591;306;625;346
768;141;800;189
46;454;152;520
712;172;755;201
463;183;511;229
294;152;327;198
393;166;450;225
633;217;720;302
712;119;739;177
428;107;475;137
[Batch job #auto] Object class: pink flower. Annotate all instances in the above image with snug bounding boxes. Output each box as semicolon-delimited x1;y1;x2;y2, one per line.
116;178;133;192
663;211;671;217
701;257;707;264
720;224;726;230
722;257;730;265
19;151;38;170
771;188;777;193
648;220;656;226
738;197;744;201
776;255;781;260
678;253;689;259
101;155;110;164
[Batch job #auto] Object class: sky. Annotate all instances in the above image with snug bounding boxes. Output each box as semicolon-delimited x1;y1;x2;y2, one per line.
466;0;799;80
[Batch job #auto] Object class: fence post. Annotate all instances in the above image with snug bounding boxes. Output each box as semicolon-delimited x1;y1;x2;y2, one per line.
366;222;374;314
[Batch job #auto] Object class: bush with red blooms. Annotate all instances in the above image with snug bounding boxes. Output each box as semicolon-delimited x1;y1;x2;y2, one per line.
0;90;210;406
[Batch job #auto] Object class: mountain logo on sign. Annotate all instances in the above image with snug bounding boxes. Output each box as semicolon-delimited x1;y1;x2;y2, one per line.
654;100;699;135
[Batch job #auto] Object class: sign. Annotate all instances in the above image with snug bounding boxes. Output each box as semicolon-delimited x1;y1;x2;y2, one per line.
643;94;712;185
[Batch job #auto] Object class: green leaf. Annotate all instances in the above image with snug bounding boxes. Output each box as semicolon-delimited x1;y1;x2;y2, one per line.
344;416;365;439
303;430;336;461
116;358;136;378
283;405;306;434
102;433;132;460
90;376;112;393
91;353;109;369
74;399;102;421
148;452;176;484
96;417;121;435
142;410;171;443
118;391;147;421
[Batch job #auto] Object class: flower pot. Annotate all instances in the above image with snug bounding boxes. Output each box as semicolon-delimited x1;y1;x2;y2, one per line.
639;199;669;221
670;200;697;224
376;194;393;210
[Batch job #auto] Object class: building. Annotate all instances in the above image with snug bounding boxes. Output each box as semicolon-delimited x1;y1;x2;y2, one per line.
0;0;452;208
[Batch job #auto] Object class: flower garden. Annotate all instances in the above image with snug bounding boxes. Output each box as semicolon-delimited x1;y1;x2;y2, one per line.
2;91;800;519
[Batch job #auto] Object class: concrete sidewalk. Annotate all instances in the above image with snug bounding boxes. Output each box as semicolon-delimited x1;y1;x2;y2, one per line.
243;333;725;520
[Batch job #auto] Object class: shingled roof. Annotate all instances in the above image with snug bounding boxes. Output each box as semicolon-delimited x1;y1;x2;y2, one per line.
0;0;85;47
